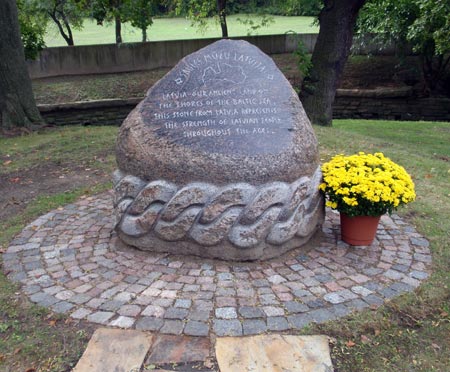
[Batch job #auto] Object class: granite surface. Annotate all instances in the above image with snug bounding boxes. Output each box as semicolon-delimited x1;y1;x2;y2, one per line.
114;39;323;259
113;168;324;260
116;39;319;185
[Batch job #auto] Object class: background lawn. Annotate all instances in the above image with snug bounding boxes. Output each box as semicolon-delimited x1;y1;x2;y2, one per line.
44;15;318;47
0;120;449;371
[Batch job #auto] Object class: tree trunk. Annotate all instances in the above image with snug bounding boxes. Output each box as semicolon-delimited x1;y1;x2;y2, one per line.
60;11;75;46
0;0;44;131
421;54;450;95
142;27;147;42
217;0;228;38
301;0;366;126
49;12;74;46
115;15;122;43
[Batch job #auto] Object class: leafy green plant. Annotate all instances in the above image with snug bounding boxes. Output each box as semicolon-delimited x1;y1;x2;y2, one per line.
17;0;46;60
358;0;450;93
293;39;312;79
174;0;223;36
284;0;322;16
31;0;86;46
255;0;322;16
122;0;158;42
236;13;274;36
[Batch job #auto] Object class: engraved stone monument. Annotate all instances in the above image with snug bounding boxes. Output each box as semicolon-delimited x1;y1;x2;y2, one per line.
114;39;324;261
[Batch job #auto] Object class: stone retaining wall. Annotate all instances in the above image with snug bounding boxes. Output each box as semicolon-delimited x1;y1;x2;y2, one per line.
334;88;450;121
28;33;400;79
38;90;450;126
29;34;317;79
39;98;140;126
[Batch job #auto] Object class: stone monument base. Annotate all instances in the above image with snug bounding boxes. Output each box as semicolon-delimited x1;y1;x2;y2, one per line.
113;168;324;261
113;39;325;261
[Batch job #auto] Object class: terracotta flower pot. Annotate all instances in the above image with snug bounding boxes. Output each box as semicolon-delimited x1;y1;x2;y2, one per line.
340;213;381;246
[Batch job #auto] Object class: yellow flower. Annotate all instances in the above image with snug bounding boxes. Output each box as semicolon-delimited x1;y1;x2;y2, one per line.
319;152;415;215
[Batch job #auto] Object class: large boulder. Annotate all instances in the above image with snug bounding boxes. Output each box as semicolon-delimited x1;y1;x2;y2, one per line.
114;39;324;261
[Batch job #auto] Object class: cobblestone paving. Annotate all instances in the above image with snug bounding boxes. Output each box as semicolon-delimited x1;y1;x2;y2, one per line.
3;193;432;336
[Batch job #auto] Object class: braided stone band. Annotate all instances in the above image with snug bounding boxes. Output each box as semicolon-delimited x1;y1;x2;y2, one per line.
113;166;324;261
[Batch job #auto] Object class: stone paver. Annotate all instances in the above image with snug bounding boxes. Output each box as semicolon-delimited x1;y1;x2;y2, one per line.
213;319;243;336
215;307;237;319
184;320;210;337
160;320;184;335
146;334;211;364
3;194;432;336
135;317;163;331
243;319;267;335
267;316;289;331
215;335;333;372
73;328;152;372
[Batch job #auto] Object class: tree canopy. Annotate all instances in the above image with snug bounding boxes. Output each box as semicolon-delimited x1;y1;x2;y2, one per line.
19;0;323;45
122;0;156;42
31;0;86;46
358;0;450;93
17;0;47;59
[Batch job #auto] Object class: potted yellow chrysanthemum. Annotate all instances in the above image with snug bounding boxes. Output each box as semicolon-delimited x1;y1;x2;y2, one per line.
319;152;416;245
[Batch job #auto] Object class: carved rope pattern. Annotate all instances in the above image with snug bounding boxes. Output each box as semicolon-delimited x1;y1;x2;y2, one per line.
113;166;323;248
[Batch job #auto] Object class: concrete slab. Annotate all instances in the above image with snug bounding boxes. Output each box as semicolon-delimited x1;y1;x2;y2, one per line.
215;334;333;372
149;363;217;372
146;334;211;364
73;328;153;372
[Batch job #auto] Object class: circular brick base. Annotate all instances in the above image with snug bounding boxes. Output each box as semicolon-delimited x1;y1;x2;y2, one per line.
3;192;432;336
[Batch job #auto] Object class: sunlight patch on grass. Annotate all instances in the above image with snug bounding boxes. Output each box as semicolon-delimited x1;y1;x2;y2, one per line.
44;15;318;47
0;125;118;172
313;119;450;371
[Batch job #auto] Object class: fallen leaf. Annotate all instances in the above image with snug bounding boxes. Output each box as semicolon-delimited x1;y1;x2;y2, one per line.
346;340;356;347
374;329;381;336
49;320;57;327
13;347;21;355
431;343;441;350
3;160;12;166
361;334;371;344
425;174;433;178
9;177;20;183
25;368;36;372
204;357;215;369
440;311;448;317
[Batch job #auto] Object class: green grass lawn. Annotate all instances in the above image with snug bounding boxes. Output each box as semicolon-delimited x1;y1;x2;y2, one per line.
1;120;449;371
44;15;318;47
